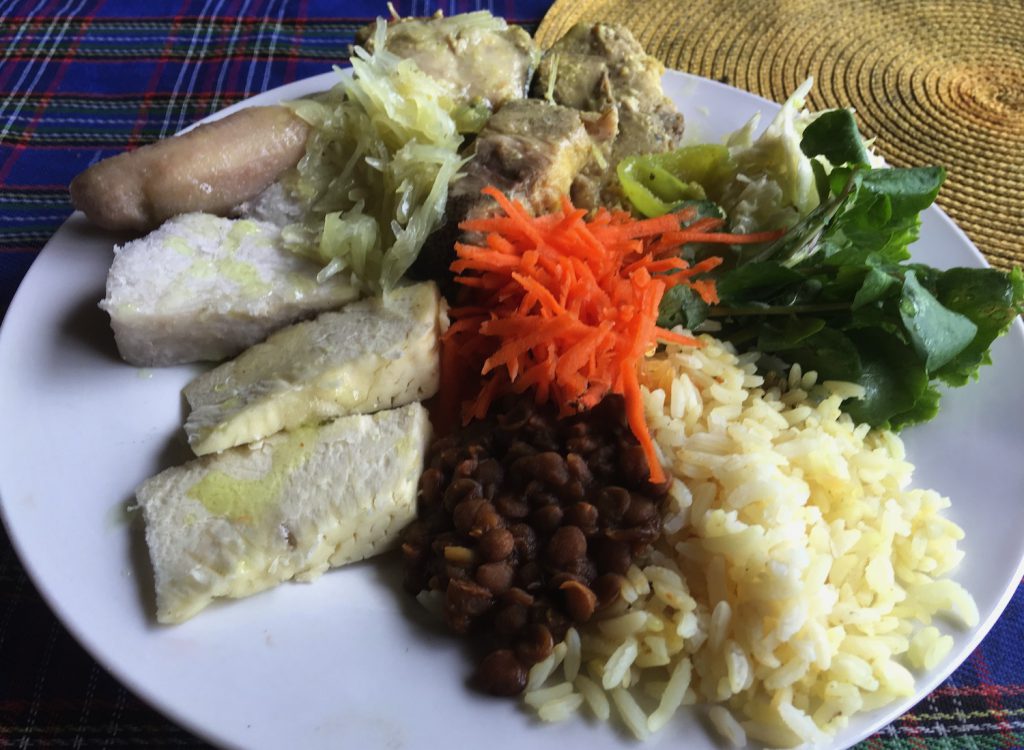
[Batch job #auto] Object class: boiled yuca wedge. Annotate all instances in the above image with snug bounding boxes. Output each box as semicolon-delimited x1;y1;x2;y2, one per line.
183;281;441;456
100;212;359;366
137;402;431;624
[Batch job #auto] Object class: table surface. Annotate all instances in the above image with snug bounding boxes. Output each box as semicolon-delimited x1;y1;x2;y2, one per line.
0;1;1021;747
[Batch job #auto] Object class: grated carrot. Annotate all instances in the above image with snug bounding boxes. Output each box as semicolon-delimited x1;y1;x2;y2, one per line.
443;187;783;484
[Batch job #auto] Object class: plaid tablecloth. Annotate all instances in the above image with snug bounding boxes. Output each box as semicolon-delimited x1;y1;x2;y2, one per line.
0;1;1021;747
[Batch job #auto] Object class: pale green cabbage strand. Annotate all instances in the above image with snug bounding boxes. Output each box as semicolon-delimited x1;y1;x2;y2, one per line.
281;19;467;291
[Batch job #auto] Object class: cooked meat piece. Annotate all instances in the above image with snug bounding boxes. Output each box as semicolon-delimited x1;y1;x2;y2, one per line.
580;107;618;144
453;99;591;216
407;100;592;291
358;12;540;113
532;23;686;209
534;23;670;113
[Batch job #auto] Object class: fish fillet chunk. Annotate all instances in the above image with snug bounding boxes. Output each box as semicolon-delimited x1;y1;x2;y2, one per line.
137;402;431;624
183;281;441;456
100;212;359;366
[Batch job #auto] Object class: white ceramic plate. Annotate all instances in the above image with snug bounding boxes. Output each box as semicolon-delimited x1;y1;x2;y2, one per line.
2;70;1023;750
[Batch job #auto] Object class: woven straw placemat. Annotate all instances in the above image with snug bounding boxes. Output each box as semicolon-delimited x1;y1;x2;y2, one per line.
536;0;1023;270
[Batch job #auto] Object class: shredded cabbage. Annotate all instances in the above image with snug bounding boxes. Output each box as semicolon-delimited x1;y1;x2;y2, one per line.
716;77;821;233
282;19;466;291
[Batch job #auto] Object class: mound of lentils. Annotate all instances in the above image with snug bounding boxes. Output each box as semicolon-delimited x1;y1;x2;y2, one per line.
401;393;668;696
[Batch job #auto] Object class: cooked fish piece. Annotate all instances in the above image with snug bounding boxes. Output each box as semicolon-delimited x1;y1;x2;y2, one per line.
100;212;359;367
71;106;310;233
183;282;441;456
533;23;687;209
358;11;539;114
138;402;431;624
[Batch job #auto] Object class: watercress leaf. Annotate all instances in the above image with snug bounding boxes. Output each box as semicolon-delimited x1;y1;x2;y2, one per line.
848;299;901;332
871;214;922;264
1010;266;1024;303
800;109;872;166
813;167;939;269
716;262;806;303
817;265;870;303
889;382;942;431
787;328;862;381
821;197;921;266
899;270;978;372
842;328;933;428
810;158;831;204
658;284;709;330
860;166;945;217
853;266;900;308
932;266;1024;385
756;317;826;351
828;166;861;196
756;176;856;267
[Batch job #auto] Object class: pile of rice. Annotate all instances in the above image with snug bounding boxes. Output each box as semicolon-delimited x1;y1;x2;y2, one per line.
523;333;977;746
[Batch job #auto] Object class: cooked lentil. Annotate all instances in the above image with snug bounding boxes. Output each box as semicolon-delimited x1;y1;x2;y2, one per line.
402;394;668;695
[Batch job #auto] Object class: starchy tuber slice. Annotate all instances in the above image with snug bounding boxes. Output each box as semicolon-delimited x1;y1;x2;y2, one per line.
183;282;442;456
137;402;431;624
99;212;359;367
70;105;310;233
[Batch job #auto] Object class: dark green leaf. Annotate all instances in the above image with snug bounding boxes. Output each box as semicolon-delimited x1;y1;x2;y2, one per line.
899;270;978;373
828;166;860;196
852;266;900;309
657;285;709;330
800;109;871;166
753;176;856;267
810;158;831;204
787;328;863;382
819;265;871;304
842;328;936;428
756;317;826;351
860;167;945;217
848;299;903;333
819;177;924;266
890;383;941;431
716;262;805;303
1010;266;1024;303
933;267;1024;385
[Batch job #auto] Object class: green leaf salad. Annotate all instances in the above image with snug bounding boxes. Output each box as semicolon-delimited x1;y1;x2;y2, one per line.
620;81;1023;430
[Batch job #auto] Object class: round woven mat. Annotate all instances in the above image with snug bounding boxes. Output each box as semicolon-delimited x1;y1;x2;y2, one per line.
536;0;1024;270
